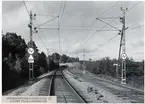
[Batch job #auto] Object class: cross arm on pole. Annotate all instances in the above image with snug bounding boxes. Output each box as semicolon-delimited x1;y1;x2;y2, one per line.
96;17;120;19
96;18;121;31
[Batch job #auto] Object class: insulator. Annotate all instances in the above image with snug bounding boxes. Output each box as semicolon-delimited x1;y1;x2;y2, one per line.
28;24;31;28
119;17;123;23
126;8;128;11
120;7;123;11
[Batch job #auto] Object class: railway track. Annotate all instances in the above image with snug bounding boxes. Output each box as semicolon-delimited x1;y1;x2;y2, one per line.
51;69;87;103
38;71;56;96
68;68;144;103
39;68;87;103
37;67;143;103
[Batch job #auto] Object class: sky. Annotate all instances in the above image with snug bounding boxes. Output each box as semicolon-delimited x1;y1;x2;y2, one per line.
2;1;144;61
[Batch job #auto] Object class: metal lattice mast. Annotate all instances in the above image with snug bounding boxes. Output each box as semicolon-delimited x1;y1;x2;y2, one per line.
120;7;128;84
28;11;36;80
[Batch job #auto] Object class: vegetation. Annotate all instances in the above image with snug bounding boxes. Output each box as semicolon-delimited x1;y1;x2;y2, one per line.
4;32;143;91
82;57;144;89
2;32;53;92
2;32;79;92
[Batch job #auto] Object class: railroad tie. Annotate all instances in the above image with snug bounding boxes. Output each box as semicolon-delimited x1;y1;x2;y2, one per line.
38;80;50;96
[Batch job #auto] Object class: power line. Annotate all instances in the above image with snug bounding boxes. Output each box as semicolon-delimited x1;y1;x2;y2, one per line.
22;1;31;42
96;18;120;31
57;1;67;53
58;2;63;17
76;1;141;54
36;16;59;28
57;1;63;53
127;25;144;31
37;27;119;31
127;1;141;12
75;1;120;54
58;11;61;53
97;1;120;18
77;18;119;54
36;14;57;17
57;27;61;53
22;1;30;16
35;24;117;28
36;32;47;49
90;34;118;52
32;22;48;49
22;1;47;50
58;1;66;28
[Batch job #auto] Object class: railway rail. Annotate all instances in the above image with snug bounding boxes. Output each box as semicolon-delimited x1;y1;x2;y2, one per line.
38;68;87;103
68;68;144;103
38;67;143;103
38;71;56;96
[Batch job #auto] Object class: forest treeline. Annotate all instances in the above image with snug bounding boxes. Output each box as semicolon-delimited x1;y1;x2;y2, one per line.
80;57;144;89
2;32;79;92
2;32;143;92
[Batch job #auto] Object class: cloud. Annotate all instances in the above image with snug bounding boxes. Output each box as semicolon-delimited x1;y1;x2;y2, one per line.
2;1;144;61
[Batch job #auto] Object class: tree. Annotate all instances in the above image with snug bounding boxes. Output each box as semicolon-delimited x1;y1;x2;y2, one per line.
89;58;92;62
37;52;48;72
2;32;27;59
2;32;27;92
60;54;68;63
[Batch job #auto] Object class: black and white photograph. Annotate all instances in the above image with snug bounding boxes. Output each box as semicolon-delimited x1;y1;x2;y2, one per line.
2;0;144;103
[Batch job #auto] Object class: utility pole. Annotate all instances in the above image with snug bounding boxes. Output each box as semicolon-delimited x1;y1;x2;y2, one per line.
46;48;49;56
46;48;50;70
113;63;119;78
28;11;37;81
83;49;86;74
119;7;128;84
83;49;85;64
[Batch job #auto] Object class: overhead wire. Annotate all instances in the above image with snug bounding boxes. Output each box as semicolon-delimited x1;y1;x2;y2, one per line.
57;1;63;53
37;27;119;31
127;25;144;31
76;1;141;54
22;1;30;16
77;17;119;54
83;23;144;57
23;1;142;57
82;1;142;55
22;1;32;43
58;1;66;28
90;34;118;52
75;1;120;54
22;1;47;50
36;16;59;28
58;2;63;18
58;1;67;53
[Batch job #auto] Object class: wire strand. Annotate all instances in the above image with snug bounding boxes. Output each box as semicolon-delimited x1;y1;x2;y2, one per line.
22;1;30;16
22;1;47;50
36;16;59;28
76;1;120;54
90;34;118;52
127;25;144;31
76;1;141;54
58;1;67;28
